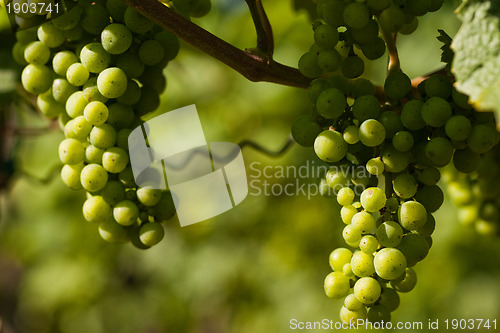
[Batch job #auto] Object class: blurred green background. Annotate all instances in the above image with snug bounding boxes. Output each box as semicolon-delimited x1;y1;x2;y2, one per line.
1;1;500;332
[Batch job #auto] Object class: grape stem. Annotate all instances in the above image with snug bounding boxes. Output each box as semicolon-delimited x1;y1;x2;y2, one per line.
381;28;400;73
121;0;310;88
245;0;274;59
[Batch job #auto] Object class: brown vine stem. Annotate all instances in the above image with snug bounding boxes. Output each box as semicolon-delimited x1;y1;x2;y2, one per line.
121;0;310;88
245;0;274;58
381;28;400;73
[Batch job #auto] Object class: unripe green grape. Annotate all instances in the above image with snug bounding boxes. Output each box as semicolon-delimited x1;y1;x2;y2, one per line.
317;49;342;72
329;74;350;95
366;158;384;176
376;221;403;247
445;115;471;141
65;25;85;42
379;288;400;312
453;148;480;173
401;99;425;130
415;213;436;237
350;19;379;45
37;22;65;48
339;305;367;323
399;16;419;35
343;224;362;245
124;6;154;34
417;167;440;185
81;163;108;192
360;187;386;213
391;267;417;292
398;200;427;230
314;23;339;49
354;277;381;304
90;124;117;149
12;42;28;66
452;89;472;109
82;195;112;223
384;71;411;101
102;147;129;174
393;173;417;199
467;124;499;154
298;51;322;78
80;43;111;74
343;125;359;144
351;78;375;97
378;110;403;139
101;180;126;206
344;293;364;311
329;247;353;272
359;119;386;147
83;77;108;103
405;0;431;16
367;0;391;11
105;0;128;21
352;95;381;122
397;234;430;267
59;138;84;165
52;4;83;30
341;56;364;79
66;62;89;87
414;185;444;213
66;91;88;118
351;251;375;277
139;223;164;246
61;162;84;190
116;80;141;106
425;137;454;167
21;64;52;94
53;51;78;76
135;86;161;116
326;166;351;190
343;2;370;29
421;97;452;127
392;131;414;152
139;39;166;66
52;78;78;103
378;5;406;32
368;304;391;323
307;78;332;102
15;27;37;44
382;145;410;173
291;115;322;147
374;247;407;280
428;0;445;12
37;89;65;118
101;23;133;55
361;37;387;60
318;0;346;27
324;272;350;299
316;88;346;119
337;187;355;206
24;41;50;65
84;101;108;125
385;197;400;213
116;52;145;79
97;67;128;99
314;130;348;163
359;235;378;254
424;74;452;98
99;219;129;243
64;116;92;141
351;172;377;188
151;191;176;222
351;211;376;234
85;144;104;164
113;200;139;226
81;3;110;35
341;205;358;224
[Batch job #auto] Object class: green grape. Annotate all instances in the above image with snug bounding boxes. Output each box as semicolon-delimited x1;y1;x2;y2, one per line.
393;173;417;199
85;144;105;164
374;247;407;280
343;224;362;245
116;52;145;79
352;95;381;122
366;158;384;176
291;115;322;147
341;205;358;224
117;80;141;106
124;6;154;34
415;213;435;237
359;235;379;254
453;148;480;173
66;91;88;118
368;304;391;323
139;223;164;246
52;4;83;30
317;49;342;72
359;119;386;147
428;0;445;12
105;103;134;130
329;247;353;271
139;65;168;93
80;43;111;74
367;0;391;11
15;27;37;44
82;195;112;223
99;219;129;243
81;3;110;35
106;0;127;21
324;272;350;299
90;124;117;149
421;97;452;127
83;77;108;103
64;116;92;141
398;200;427;230
343;2;370;29
314;23;339;49
344;293;364;311
384;71;411;101
340;305;367;323
53;51;78;76
405;0;431;16
396;234;430;267
154;30;180;61
97;67;128;99
341;56;364;79
337;187;355;206
37;89;65;118
379;287;400;312
351;78;375;97
425;137;454;167
102;147;129;174
12;42;28;66
317;0;345;27
361;38;387;60
101;180;126;206
378;111;403;139
452;89;472;109
139;40;165;66
135;85;161;116
136;187;162;207
328;74;350;95
392;131;414;152
385;197;400;213
316;88;346;119
61;162;84;190
351;211;376;234
298;51;322;78
66;62;89;87
307;78;332;102
350;19;379;45
21;64;52;94
24;41;50;65
326;166;351;190
378;5;406;32
80;163;108;192
376;221;403;247
351;171;377;188
343;125;360;144
151;191;176;222
59;138;84;165
391;267;417;292
52;78;78;103
101;23;133;55
414;185;444;213
351;250;375;277
382;145;410;173
37;22;65;48
399;17;419;35
314;130;348;163
354;277;381;304
445;115;472;141
113;200;139;226
424;74;452;98
467;124;499;154
84;101;108;125
360;187;386;213
401;99;425;130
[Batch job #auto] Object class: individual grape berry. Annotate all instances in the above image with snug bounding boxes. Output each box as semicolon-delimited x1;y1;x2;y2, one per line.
397;234;430;267
52;3;83;30
366;158;384;176
65;116;92;141
298;51;322;78
317;49;342;72
467;124;499;154
398;200;427;230
85;144;105;164
113;200;139;226
90;124;117;149
360;187;386;213
376;221;403;247
359;119;386;147
343;2;370;29
59;138;85;165
350;19;379;45
37;90;65;118
324;272;350;299
61;162;84;190
368;304;391;323
326;166;351;190
343;224;362;245
314;130;348;163
391;267;417;292
101;23;133;55
314;23;339;49
337;187;355;206
52;78;78;103
385;197;400;213
379;287;400;312
416;167;440;186
102;147;129;174
316;88;346;119
82;195;112;223
421;97;452;127
66;91;88;118
80;163;108;192
83;77;109;103
139;40;166;66
21;64;52;94
424;74;452;98
414;185;444;213
341;56;364;79
425;137;454;167
81;3;110;35
24;41;50;65
97;67;128;99
401;99;425;130
53;51;78;76
384;71;411;101
139;223;165;247
339;305;367;323
361;38;387;60
393;173;417;199
452;89;472;109
453;148;481;173
359;235;378;254
343;125;360;144
392;131;414;152
351;250;376;277
37;22;65;48
329;248;353;271
318;0;345;27
341;205;358;224
307;78;332;102
116;52;145;79
399;17;419;35
124;7;155;34
84;101;109;125
291;115;323;147
352;95;381;122
117;80;141;106
367;0;391;11
351;211;376;234
99;219;129;243
378;110;403;138
382;145;410;173
374;247;407;280
350;78;375;97
378;5;406;32
354;277;381;304
344;293;364;311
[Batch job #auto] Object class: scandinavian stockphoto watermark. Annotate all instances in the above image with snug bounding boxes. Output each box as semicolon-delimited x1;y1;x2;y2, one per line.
128;105;248;227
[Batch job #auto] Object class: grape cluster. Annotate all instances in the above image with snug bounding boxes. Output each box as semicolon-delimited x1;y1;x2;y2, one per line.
14;0;180;249
292;0;500;324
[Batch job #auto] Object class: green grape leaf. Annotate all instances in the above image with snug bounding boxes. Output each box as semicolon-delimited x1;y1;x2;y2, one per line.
451;0;500;121
437;29;453;73
293;0;317;20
